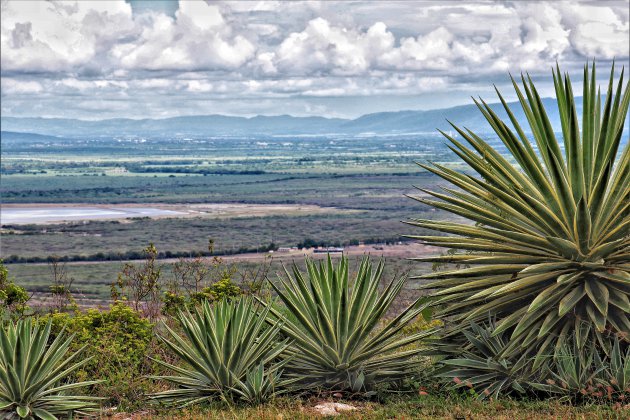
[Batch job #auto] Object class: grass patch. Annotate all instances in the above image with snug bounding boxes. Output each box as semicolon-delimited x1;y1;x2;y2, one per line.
121;396;629;419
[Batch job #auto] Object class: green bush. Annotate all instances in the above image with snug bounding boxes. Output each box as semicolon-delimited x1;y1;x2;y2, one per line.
0;260;29;319
162;276;243;316
39;302;156;409
161;291;187;316
200;277;242;301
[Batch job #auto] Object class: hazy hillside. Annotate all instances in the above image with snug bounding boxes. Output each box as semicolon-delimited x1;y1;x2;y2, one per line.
3;96;627;139
0;131;73;144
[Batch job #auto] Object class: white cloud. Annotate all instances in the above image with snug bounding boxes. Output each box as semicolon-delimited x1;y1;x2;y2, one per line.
1;78;43;94
0;0;628;119
1;0;134;72
110;4;255;71
560;2;630;58
572;21;629;58
185;80;213;93
275;19;396;75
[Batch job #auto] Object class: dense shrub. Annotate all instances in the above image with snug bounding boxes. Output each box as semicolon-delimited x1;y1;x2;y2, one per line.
39;303;156;408
439;319;630;403
0;259;29;319
162;271;244;315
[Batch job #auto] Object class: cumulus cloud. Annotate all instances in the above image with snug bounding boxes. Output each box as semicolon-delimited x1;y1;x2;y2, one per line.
560;2;630;58
0;0;628;118
1;78;43;94
273;19;396;75
111;2;255;71
1;0;134;73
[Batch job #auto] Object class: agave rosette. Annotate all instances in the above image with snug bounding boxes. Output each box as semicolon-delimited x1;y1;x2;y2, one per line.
264;256;434;392
151;298;290;407
0;319;101;420
408;62;629;362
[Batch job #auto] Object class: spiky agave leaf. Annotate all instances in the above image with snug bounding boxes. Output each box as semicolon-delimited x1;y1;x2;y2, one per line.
151;298;290;407
230;361;296;405
0;318;101;420
262;256;435;392
530;323;630;401
408;62;629;363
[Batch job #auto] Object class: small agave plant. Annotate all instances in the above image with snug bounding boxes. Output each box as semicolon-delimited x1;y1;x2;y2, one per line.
263;256;435;393
409;62;629;367
436;317;533;399
530;322;630;401
151;298;290;407
0;319;101;420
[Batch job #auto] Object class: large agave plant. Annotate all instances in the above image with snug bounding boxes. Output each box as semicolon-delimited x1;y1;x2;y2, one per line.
408;62;629;362
0;319;101;420
151;298;290;407
264;256;434;392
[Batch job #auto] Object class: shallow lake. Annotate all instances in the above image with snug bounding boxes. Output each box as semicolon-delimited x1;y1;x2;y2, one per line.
0;206;185;225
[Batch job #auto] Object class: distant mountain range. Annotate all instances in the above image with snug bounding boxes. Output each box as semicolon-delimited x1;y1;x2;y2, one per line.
1;97;627;140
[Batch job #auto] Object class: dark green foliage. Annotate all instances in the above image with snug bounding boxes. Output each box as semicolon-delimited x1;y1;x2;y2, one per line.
532;327;630;403
437;319;630;402
0;260;29;319
38;303;155;408
436;318;534;399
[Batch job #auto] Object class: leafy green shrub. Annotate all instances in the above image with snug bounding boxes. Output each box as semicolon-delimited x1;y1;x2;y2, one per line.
409;62;629;368
161;277;243;316
0;318;101;419
200;277;242;301
264;256;435;393
161;291;187;316
39;302;155;408
152;298;290;407
0;260;29;319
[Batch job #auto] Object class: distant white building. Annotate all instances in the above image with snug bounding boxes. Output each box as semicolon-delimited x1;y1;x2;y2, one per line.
313;247;344;254
110;167;128;174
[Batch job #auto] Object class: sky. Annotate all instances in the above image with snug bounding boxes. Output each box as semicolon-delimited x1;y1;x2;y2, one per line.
1;0;629;120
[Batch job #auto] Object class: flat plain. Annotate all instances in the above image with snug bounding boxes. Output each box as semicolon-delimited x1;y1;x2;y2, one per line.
1;133;465;300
